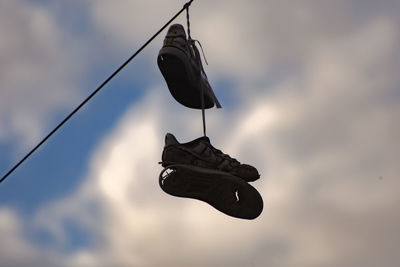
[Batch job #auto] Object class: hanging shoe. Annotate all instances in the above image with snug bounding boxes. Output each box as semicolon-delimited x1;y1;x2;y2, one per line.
161;133;260;182
159;164;263;220
157;24;221;109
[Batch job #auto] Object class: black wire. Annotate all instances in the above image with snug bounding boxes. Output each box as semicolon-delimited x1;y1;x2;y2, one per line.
201;83;207;137
0;0;195;183
186;4;191;39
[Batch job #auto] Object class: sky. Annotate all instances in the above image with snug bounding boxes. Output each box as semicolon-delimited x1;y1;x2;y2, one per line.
0;0;399;266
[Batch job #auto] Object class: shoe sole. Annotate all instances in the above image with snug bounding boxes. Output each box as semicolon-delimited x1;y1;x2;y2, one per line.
158;46;214;109
159;164;263;220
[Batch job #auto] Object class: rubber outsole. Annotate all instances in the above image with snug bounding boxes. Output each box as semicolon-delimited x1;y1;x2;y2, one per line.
158;46;214;109
159;164;263;220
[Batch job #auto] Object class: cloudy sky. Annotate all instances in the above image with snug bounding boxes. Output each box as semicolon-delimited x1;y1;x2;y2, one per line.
1;0;399;266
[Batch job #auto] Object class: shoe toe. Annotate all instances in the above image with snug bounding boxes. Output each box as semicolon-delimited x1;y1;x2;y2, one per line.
233;164;260;182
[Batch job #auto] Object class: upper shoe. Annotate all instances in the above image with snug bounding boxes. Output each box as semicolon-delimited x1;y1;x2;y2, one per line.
157;24;221;109
161;133;260;182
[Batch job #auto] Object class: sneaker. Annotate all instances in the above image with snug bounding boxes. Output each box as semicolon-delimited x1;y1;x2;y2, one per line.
161;133;260;182
159;164;263;220
157;24;221;109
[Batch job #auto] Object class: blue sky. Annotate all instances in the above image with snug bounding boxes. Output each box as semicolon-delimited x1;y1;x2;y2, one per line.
1;0;400;266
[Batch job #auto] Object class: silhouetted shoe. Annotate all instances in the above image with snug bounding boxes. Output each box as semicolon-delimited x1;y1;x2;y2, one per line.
157;24;221;109
159;164;263;220
161;133;260;182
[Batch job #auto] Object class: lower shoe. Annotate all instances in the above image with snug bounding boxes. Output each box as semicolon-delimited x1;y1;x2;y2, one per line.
159;164;263;220
161;133;260;182
157;24;221;109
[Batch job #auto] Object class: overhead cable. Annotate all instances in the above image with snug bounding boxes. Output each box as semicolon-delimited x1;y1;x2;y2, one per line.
1;0;195;183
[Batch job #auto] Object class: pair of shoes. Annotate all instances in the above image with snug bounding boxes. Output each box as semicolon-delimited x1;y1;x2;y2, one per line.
157;24;221;109
157;24;262;220
159;133;263;220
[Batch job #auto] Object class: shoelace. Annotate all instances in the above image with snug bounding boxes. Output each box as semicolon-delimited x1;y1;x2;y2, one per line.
187;39;208;71
189;39;208;65
208;144;240;166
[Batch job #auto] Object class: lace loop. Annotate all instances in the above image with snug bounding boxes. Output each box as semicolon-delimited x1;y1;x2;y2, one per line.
192;40;208;65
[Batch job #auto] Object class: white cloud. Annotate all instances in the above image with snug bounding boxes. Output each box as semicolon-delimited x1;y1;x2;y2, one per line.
0;208;64;267
0;0;87;152
89;0;183;47
1;1;400;267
